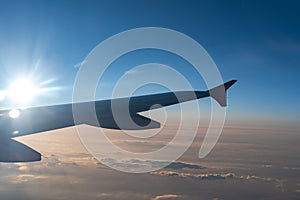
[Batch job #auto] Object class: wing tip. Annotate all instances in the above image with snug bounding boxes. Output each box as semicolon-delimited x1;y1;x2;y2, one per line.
209;80;237;107
224;80;237;91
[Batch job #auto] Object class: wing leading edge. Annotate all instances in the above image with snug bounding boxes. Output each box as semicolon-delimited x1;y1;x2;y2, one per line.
0;80;236;162
0;80;237;136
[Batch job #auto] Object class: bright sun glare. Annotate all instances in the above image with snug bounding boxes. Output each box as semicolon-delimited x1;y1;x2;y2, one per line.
0;76;60;108
8;78;38;104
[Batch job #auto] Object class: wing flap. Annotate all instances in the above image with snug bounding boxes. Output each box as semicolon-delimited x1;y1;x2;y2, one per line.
98;113;160;130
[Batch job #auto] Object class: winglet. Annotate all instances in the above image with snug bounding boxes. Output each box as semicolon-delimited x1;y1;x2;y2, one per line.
224;80;237;90
209;80;237;107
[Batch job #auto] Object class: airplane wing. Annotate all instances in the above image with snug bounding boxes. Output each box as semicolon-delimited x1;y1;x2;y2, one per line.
0;80;236;162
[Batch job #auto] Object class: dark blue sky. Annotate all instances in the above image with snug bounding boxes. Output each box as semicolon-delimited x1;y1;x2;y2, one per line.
0;0;299;124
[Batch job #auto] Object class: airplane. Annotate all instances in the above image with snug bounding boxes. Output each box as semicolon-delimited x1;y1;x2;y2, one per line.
0;80;236;162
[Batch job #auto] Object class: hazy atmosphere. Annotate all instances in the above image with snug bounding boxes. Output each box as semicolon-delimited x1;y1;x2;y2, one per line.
0;0;299;199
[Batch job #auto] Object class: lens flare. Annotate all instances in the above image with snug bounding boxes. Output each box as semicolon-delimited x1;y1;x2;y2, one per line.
8;109;20;118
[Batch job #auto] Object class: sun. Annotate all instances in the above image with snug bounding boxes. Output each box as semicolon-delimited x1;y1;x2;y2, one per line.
8;78;38;104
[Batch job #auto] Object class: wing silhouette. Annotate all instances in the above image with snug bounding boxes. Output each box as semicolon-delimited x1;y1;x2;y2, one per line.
0;80;236;162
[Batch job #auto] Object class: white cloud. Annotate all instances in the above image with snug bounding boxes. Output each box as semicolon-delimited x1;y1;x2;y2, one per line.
73;60;87;68
97;158;206;172
12;174;47;184
15;163;29;171
151;194;181;200
240;175;285;191
125;68;142;75
151;170;235;181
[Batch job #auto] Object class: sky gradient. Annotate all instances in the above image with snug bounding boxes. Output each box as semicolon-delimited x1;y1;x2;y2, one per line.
0;1;299;199
0;0;299;126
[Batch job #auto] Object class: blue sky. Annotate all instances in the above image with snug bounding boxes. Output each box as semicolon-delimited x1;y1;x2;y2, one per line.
0;0;299;124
